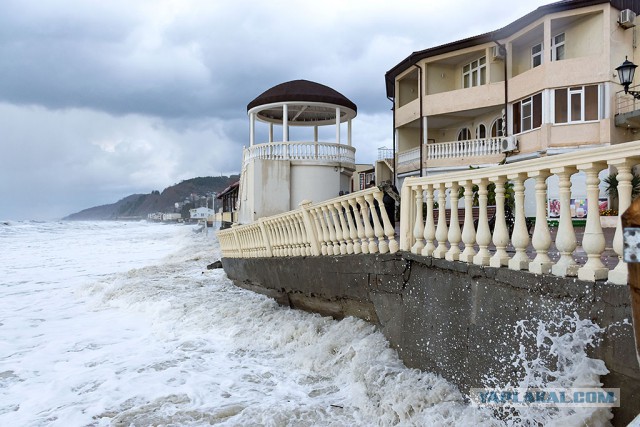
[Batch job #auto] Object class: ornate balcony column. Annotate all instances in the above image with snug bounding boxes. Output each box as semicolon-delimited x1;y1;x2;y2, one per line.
473;178;491;266
433;183;449;258
609;160;635;284
490;176;510;267
508;173;531;270
460;180;477;263
528;170;553;274
347;198;363;254
363;193;380;253
358;195;374;254
421;184;436;257
412;185;425;254
577;163;608;281
446;182;462;261
550;167;578;277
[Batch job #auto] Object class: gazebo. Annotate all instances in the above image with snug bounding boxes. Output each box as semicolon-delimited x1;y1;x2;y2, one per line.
237;80;358;224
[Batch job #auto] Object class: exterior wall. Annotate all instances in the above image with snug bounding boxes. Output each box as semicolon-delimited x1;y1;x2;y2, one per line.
290;164;346;207
423;82;503;116
397;126;420;152
395;98;420;127
425;62;455;95
238;159;291;223
222;253;640;426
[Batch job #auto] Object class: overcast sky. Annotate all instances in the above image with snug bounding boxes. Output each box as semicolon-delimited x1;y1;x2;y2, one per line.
0;0;552;220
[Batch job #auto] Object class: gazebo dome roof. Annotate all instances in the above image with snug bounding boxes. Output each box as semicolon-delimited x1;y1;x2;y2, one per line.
247;79;357;126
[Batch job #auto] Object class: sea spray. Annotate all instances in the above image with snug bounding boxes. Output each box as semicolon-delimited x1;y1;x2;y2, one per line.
479;312;613;426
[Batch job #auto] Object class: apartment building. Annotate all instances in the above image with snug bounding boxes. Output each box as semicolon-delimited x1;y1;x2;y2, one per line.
383;0;640;196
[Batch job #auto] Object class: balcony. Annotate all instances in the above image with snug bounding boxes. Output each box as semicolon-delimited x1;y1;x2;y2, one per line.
244;141;356;168
397;138;504;174
615;87;640;129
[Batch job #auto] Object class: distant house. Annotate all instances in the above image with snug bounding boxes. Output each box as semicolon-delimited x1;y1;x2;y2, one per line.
162;213;182;222
351;163;375;191
189;207;214;220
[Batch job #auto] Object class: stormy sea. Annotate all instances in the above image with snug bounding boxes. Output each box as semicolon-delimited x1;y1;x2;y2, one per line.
0;220;613;426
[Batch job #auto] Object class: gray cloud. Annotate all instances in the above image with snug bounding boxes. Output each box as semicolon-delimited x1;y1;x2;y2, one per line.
0;0;550;219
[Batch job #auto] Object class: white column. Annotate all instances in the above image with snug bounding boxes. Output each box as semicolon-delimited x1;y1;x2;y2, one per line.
508;173;531;270
433;183;449;258
269;123;274;143
609;160;634;284
577;162;608;281
314;126;318;142
348;119;352;147
250;112;255;146
460;180;477;263
490;176;510;267
528;170;553;274
336;107;341;144
550;167;578;277
283;104;289;142
473;178;491;266
445;182;461;261
421;184;436;257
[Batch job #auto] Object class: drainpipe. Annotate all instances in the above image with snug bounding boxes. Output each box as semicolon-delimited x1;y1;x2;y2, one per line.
494;41;509;137
414;64;424;177
387;95;396;187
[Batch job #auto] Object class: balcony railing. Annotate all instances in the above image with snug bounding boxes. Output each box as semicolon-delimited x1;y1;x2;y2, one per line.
219;141;640;284
397;138;503;171
244;141;356;166
616;86;640;116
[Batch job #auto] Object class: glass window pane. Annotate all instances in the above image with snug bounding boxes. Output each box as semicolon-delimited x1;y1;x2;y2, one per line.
463;64;470;73
570;92;581;121
513;104;521;134
533;93;542;128
555;88;567;123
555;33;565;43
556;45;565;60
480;67;486;85
585;85;598;120
479;57;486;65
472;70;478;86
464;74;470;88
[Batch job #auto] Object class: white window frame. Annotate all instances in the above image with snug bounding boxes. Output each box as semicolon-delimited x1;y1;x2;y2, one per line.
475;123;486;139
521;97;533;132
490;118;504;137
457;128;471;141
462;56;486;88
551;33;565;61
552;84;601;124
531;43;543;68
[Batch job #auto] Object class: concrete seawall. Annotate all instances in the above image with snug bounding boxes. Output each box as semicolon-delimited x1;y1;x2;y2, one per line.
222;253;640;425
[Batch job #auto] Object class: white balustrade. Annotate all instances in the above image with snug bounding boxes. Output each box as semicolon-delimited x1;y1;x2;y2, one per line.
244;141;355;166
219;141;640;284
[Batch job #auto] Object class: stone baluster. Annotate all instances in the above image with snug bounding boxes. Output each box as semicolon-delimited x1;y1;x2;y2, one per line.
328;204;345;255
341;200;358;254
412;185;425;254
321;206;336;255
445;182;461;261
374;190;398;254
609;160;635;284
473;178;491;265
348;198;364;254
287;217;299;256
508;173;531;270
460;180;476;263
421;184;436;257
550;167;578;277
358;196;374;254
333;202;353;255
364;192;382;253
433;183;449;258
490;176;510;267
528;170;553;274
371;191;390;253
577;163;608;281
315;207;330;256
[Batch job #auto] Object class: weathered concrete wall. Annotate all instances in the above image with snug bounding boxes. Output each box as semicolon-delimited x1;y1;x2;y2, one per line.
221;253;640;425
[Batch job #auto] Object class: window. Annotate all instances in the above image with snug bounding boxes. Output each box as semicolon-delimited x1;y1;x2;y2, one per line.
551;33;565;61
531;43;543;68
476;124;486;139
457;128;471;140
513;93;542;133
463;57;486;88
490;118;504;137
554;85;599;124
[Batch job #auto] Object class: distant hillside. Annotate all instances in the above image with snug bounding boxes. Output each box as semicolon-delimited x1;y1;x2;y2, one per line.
64;175;239;220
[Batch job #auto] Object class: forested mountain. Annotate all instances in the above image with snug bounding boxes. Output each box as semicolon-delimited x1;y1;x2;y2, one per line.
64;175;239;220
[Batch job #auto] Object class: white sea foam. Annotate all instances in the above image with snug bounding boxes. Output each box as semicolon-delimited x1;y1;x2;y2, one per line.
0;221;613;426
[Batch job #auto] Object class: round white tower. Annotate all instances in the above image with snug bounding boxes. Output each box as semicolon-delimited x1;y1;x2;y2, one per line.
238;80;357;224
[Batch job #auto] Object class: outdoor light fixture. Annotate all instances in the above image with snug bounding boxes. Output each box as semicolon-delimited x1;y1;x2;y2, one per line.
616;56;640;99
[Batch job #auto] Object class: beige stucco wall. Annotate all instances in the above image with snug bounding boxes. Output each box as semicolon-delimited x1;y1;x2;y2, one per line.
425;62;456;95
423;82;503;116
290;164;346;208
395;98;420;127
397;126;420;152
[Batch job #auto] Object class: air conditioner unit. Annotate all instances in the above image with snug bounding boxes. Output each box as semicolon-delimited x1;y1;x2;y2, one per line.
619;9;636;29
491;45;505;60
500;136;518;153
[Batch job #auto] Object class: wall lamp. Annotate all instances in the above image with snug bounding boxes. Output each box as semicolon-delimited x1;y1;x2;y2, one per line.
616;56;640;99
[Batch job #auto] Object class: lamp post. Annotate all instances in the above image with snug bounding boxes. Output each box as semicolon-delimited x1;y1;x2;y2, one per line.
616;56;640;99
